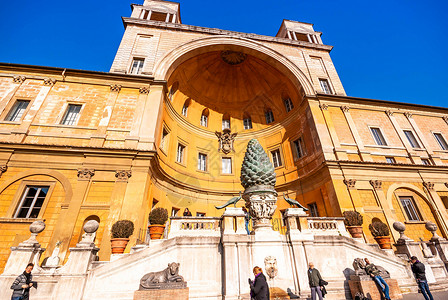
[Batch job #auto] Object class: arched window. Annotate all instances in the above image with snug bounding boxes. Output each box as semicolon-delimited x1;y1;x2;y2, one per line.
265;109;274;124
222;113;230;130
181;98;191;117
282;94;294;112
168;81;179;101
200;108;209;127
243;112;252;130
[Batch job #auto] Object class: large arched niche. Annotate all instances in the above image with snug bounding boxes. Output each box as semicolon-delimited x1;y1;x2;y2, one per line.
153;36;314;96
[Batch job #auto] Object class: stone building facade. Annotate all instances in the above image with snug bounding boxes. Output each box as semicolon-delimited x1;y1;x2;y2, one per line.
0;0;447;272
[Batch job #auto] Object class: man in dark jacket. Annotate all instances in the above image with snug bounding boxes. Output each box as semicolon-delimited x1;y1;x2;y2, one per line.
249;266;270;300
364;258;390;300
410;256;434;300
10;263;37;300
308;262;323;300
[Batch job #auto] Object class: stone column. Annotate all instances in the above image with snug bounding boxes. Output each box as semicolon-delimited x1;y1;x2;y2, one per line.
2;221;46;275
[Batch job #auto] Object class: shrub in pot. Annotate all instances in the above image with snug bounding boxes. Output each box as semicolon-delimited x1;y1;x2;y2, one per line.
148;207;169;240
110;220;134;254
369;221;391;249
343;211;364;238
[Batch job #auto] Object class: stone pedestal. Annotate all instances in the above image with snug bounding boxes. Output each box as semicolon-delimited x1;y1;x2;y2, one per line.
223;207;246;235
349;276;402;300
431;238;448;270
134;288;189;300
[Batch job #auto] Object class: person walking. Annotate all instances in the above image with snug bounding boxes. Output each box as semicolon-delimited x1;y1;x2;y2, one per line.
308;262;324;300
10;263;37;300
410;256;434;300
364;258;390;300
248;266;270;300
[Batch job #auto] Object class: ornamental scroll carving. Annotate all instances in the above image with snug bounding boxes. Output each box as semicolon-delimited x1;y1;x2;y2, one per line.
110;84;122;92
43;78;56;86
13;75;26;83
319;104;328;110
77;169;95;181
423;182;434;191
385;110;394;116
139;87;150;94
0;165;7;178
404;112;413;119
341;106;350;113
369;180;382;190
343;179;357;189
115;170;132;182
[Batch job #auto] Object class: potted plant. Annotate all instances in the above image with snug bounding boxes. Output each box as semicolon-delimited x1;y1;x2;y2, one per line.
110;220;134;254
148;207;169;240
369;221;392;249
343;211;364;238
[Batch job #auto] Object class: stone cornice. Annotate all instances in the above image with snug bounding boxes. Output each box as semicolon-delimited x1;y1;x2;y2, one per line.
123;17;334;52
325;159;448;172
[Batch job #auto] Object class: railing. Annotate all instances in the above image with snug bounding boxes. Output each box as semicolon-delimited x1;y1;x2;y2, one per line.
168;217;221;238
302;217;349;237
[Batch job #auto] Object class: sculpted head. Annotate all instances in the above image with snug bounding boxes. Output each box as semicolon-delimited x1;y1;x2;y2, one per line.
168;262;180;275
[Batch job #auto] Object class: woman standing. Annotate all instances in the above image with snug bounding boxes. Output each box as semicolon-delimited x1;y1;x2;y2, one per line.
248;266;270;300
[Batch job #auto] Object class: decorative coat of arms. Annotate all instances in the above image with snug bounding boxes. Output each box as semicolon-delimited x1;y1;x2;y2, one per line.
215;129;237;154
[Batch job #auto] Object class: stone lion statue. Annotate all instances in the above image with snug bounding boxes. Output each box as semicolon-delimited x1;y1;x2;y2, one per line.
140;262;185;290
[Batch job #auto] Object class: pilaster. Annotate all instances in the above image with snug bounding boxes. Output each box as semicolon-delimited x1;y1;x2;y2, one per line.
137;85;165;151
125;86;151;148
369;180;399;241
318;103;348;160
0;75;25;116
340;106;372;161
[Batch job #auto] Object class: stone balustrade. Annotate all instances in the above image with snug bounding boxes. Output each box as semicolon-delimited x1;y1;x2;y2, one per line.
168;217;221;238
297;216;350;237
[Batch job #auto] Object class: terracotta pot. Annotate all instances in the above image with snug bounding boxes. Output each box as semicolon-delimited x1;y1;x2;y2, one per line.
110;238;129;254
374;236;392;249
346;226;363;238
149;224;165;240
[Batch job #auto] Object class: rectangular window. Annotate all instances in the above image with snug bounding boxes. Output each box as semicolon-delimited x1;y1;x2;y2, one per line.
171;207;180;217
293;138;304;159
271;149;282;168
403;130;420;148
181;105;188;117
176;144;185;163
130;58;144;74
421;158;431;166
243;118;252;130
370;127;387;146
283;98;294;112
319;79;332;94
399;196;421;221
61;104;82;126
160;128;169;151
441;196;448;210
222;157;232;174
196;212;206;217
5;100;29;122
198;153;207;171
222;119;230;130
265;110;274;124
151;199;159;209
308;202;319;217
386;157;396;164
434;133;448;150
200;115;208;127
14;186;49;218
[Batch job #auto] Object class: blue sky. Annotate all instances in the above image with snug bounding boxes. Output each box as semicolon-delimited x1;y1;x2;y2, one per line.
0;0;447;106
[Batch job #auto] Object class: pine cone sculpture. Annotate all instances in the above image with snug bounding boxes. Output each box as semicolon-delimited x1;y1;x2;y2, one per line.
240;139;276;189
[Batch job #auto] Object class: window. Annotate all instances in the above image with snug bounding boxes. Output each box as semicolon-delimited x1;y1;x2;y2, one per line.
14;186;49;218
421;158;431;166
222;113;231;130
403;130;420;148
196;212;206;217
5;100;29;122
171;207;180;217
370;127;387;146
152;199;159;209
319;79;332;94
160;128;169;151
61;104;82;126
198;153;207;171
130;58;144;74
308;203;319;217
176;144;185;163
182;104;188;117
399;196;421;221
243;115;252;130
200;110;209;127
433;133;448;150
168;82;179;101
283;97;294;112
265;109;274;124
441;196;448;210
386;157;396;164
222;157;232;174
271;149;282;168
292;138;304;159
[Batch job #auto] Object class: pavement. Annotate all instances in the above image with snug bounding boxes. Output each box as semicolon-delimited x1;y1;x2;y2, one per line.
402;290;448;300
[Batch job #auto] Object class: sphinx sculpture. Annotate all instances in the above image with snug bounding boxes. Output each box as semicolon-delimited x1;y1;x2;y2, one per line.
352;258;390;279
139;262;187;290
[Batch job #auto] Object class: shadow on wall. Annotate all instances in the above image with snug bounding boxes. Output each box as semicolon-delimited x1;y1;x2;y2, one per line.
286;287;299;299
